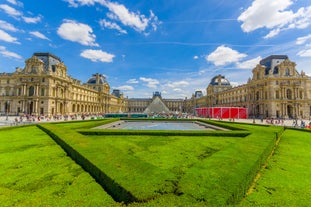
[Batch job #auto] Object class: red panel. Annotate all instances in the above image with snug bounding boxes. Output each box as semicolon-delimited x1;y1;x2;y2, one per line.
221;107;230;118
231;108;239;118
239;108;247;119
213;107;221;118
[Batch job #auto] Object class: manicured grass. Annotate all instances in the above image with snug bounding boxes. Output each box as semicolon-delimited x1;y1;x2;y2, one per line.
238;129;311;207
2;119;308;206
39;120;282;206
0;126;120;207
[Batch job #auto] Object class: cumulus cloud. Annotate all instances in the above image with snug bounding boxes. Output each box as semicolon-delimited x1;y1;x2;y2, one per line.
99;19;127;34
193;55;199;60
0;46;22;59
65;0;160;34
296;34;311;45
0;29;19;43
236;56;262;69
238;0;311;38
297;49;311;57
80;49;115;62
117;85;134;91
126;78;139;84
206;45;247;66
0;20;18;32
29;31;50;40
57;20;98;46
140;77;159;89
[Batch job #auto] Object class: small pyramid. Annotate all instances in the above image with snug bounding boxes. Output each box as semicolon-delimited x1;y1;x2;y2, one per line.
144;96;170;114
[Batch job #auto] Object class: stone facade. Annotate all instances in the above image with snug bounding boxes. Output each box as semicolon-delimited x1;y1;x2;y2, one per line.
196;55;311;119
0;53;127;116
1;54;310;119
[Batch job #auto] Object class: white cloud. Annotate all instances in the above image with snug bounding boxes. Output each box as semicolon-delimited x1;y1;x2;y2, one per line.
22;15;42;24
103;2;147;32
206;45;247;66
296;34;311;45
65;0;160;34
238;0;311;38
193;55;199;60
126;78;139;84
297;49;311;57
165;80;189;88
29;31;50;40
6;0;23;7
0;20;18;32
263;28;281;39
0;4;22;17
99;19;127;34
236;56;261;69
0;29;19;43
173;88;182;92
140;77;159;89
0;46;22;59
57;20;98;46
80;49;115;62
117;85;134;91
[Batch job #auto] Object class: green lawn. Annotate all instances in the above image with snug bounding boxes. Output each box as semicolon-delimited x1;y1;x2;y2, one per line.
0;126;120;207
238;129;311;207
1;120;310;206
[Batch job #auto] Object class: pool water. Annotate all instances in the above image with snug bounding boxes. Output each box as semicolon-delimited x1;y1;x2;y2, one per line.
106;121;214;130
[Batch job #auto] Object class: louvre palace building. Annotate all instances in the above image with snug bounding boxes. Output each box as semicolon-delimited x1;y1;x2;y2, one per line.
0;53;127;116
0;53;311;119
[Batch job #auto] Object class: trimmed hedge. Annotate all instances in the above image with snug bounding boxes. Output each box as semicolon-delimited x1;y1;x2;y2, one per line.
37;124;137;203
37;123;176;203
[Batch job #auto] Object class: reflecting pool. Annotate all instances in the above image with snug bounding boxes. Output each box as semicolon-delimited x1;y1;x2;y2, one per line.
100;121;219;130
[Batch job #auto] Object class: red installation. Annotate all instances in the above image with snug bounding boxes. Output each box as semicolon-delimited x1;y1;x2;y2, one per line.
195;107;248;119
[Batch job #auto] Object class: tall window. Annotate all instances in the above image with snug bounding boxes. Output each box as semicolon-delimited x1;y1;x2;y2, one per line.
256;91;260;100
276;91;279;99
41;88;45;96
286;89;292;99
29;86;34;96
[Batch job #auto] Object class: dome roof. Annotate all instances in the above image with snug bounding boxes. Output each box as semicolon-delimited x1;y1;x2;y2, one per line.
87;74;107;84
209;75;231;86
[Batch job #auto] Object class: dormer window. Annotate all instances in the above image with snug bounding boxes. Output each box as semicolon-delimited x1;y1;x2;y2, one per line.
285;68;290;76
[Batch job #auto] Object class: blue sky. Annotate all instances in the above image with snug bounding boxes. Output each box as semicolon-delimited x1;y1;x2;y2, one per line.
0;0;311;98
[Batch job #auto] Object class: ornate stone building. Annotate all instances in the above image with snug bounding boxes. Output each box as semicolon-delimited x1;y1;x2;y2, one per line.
196;55;311;119
0;53;127;116
1;54;310;119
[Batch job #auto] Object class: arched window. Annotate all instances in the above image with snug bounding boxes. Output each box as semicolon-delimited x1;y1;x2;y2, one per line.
286;89;292;99
29;86;34;96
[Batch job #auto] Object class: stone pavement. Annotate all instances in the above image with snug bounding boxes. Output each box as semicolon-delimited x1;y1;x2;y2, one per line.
1;115;310;129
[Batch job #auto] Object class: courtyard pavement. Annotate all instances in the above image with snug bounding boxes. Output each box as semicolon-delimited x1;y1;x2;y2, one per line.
0;115;310;129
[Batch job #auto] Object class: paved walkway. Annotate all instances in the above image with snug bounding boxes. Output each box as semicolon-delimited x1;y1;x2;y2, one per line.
1;115;310;129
